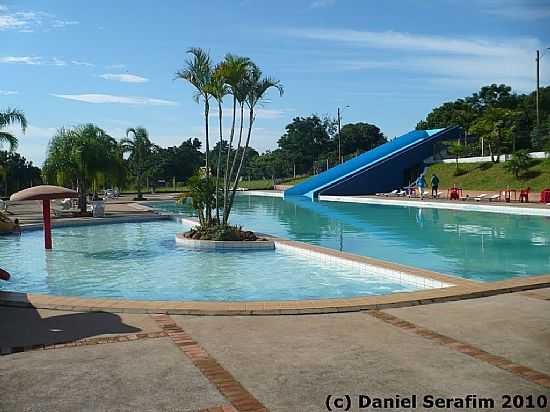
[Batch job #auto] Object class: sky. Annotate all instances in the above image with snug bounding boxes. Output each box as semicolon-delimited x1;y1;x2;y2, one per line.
1;0;549;166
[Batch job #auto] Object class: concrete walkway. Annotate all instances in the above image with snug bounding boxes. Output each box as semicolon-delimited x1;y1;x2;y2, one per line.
1;290;549;411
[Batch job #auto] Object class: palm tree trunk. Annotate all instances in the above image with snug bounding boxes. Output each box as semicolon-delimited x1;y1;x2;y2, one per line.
224;108;254;223
223;96;238;221
204;98;211;224
79;179;87;214
225;101;245;220
136;170;142;199
215;100;223;223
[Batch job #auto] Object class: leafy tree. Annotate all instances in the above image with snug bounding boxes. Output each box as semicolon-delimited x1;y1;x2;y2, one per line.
338;122;386;156
0;108;27;151
278;115;333;174
504;150;531;178
154;138;203;183
120;127;155;200
43;124;122;212
469;107;521;162
0;151;42;196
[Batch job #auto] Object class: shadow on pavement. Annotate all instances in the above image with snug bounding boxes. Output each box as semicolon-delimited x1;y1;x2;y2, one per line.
0;307;141;350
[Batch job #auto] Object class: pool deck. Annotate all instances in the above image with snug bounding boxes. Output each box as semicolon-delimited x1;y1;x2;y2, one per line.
2;195;550;410
2;290;549;411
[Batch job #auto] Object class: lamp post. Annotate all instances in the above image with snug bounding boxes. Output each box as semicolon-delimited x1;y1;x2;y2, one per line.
536;48;550;128
337;105;350;164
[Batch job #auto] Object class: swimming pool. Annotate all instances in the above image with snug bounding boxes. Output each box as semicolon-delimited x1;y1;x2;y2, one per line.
0;220;420;301
150;195;550;282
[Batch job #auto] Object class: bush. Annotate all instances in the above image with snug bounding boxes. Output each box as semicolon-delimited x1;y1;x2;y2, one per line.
184;224;259;241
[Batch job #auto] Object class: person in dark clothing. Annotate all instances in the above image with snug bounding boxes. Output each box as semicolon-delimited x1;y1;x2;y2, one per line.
431;174;440;198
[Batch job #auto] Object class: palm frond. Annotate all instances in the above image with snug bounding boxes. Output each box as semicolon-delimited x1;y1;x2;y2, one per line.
0;108;27;132
0;131;18;151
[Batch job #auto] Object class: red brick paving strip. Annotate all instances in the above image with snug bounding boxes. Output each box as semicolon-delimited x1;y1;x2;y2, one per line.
197;405;238;412
0;331;167;356
368;310;550;389
151;314;268;412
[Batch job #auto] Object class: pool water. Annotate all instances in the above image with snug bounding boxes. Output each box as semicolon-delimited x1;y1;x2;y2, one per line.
0;220;419;301
151;195;550;282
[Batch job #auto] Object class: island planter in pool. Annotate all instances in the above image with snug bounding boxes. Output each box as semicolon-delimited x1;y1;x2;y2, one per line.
175;232;275;250
176;217;274;251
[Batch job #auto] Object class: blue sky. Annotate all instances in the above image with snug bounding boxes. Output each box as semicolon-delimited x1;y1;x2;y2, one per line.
1;0;549;165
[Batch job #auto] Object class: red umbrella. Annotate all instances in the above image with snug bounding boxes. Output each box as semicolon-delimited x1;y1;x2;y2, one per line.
10;185;79;250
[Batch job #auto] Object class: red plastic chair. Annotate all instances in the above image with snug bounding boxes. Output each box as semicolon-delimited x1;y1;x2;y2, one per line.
519;188;530;203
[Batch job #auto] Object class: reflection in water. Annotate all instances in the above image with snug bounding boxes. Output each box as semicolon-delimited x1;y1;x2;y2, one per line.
150;196;550;282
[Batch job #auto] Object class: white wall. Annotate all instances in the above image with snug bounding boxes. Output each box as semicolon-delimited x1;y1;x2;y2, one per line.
426;152;548;164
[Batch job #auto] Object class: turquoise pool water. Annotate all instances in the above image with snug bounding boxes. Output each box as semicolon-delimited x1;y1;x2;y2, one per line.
0;220;418;301
150;195;550;282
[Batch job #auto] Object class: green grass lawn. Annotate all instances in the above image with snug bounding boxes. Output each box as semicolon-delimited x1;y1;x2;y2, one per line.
238;176;311;190
426;159;550;192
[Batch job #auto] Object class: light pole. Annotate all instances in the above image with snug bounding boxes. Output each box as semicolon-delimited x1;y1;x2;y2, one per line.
337;105;350;164
536;48;550;128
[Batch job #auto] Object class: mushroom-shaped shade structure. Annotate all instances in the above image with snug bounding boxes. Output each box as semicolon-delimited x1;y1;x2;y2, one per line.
10;185;78;250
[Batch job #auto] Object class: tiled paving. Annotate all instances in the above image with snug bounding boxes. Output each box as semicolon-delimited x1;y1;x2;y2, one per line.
367;310;550;389
173;306;549;411
1;290;549;411
0;338;226;412
152;314;268;412
385;291;550;376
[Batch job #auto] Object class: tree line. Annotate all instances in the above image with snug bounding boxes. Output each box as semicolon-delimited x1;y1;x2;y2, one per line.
417;84;550;161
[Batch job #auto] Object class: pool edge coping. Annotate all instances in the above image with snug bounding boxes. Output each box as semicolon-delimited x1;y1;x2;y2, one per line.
1;275;549;315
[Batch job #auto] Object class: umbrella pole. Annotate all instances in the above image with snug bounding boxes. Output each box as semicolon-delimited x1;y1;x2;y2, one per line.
42;199;52;250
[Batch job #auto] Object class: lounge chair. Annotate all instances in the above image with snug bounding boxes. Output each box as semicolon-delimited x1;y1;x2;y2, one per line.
488;194;500;202
474;194;488;201
460;194;470;201
435;191;443;198
0;200;7;212
384;190;399;197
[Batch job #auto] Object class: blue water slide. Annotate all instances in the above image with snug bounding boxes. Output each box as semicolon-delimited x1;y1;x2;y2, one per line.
284;127;460;198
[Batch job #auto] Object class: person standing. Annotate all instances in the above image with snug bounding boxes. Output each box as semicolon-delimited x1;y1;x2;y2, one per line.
431;174;440;198
416;174;427;200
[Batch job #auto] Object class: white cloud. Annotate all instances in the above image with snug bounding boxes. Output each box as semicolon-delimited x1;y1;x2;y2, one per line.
282;27;547;93
0;5;78;32
71;60;94;67
478;0;550;20
51;93;179;106
0;56;96;67
310;0;336;8
282;27;538;58
0;90;18;95
0;56;42;65
100;73;149;83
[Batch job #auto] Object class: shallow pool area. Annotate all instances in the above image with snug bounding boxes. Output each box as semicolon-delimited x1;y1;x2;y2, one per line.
150;195;550;282
0;220;421;301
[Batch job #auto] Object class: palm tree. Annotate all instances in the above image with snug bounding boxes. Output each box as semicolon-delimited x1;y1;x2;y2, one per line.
0;108;27;151
43;124;119;212
445;140;466;170
120;127;153;200
176;47;214;223
217;55;251;213
223;64;283;223
504;150;530;179
207;66;229;222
